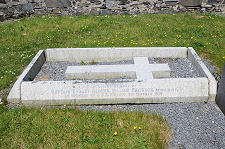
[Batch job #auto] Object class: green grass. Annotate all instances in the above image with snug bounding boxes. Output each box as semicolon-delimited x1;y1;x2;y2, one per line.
0;105;171;148
0;13;225;91
1;13;224;148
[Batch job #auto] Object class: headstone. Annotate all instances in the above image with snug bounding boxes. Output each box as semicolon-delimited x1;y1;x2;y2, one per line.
65;57;171;81
44;0;71;8
216;63;225;114
180;0;203;7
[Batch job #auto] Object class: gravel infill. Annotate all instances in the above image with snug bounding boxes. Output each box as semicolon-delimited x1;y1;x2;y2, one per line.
72;102;225;149
35;58;203;81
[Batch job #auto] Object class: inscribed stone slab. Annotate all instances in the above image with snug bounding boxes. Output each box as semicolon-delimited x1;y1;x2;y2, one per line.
21;78;208;105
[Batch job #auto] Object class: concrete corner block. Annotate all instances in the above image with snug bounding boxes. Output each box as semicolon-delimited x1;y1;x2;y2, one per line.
7;50;46;104
208;78;217;101
188;47;217;101
7;81;21;103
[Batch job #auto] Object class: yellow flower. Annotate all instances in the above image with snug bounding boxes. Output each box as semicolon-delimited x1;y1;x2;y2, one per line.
134;126;137;130
223;56;225;59
113;132;118;136
138;126;141;130
64;104;66;107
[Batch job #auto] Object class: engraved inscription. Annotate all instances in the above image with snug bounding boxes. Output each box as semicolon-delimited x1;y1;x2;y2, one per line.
51;83;180;99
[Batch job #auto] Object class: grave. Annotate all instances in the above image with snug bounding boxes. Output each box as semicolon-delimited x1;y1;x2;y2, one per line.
7;47;217;106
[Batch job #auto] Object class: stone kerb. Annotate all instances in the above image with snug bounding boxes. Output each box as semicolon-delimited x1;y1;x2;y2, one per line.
187;47;217;101
21;78;209;106
7;50;46;103
46;47;188;62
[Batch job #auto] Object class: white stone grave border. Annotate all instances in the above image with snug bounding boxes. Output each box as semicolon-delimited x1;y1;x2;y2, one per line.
45;47;187;62
7;47;217;105
187;47;217;101
7;50;46;103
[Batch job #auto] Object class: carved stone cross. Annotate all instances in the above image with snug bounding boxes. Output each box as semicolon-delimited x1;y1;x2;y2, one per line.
65;57;171;81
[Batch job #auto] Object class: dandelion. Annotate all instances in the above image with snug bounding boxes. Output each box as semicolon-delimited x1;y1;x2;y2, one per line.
138;126;141;130
113;132;118;136
64;104;66;107
223;56;225;59
134;126;137;130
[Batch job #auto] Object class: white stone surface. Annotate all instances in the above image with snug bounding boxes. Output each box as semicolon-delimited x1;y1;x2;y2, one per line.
65;57;171;81
7;50;45;103
46;47;188;62
21;78;208;106
134;57;154;80
188;47;217;101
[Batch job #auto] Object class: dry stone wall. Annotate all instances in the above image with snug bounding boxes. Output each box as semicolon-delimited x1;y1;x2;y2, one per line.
0;0;224;21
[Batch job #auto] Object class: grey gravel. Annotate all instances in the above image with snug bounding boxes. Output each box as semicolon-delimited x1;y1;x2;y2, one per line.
35;58;203;81
148;58;202;78
65;102;224;149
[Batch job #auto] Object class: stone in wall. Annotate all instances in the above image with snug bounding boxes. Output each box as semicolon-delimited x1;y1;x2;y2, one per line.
180;0;203;7
0;0;224;22
44;0;71;8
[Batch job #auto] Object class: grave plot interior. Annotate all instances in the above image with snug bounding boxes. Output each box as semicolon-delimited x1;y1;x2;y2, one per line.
7;47;217;106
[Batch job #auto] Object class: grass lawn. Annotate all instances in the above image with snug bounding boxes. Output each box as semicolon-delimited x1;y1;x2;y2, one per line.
0;13;225;91
0;105;171;148
0;13;224;148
